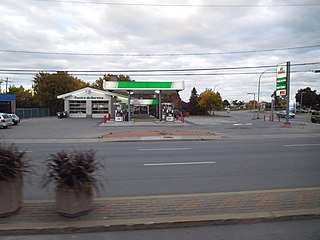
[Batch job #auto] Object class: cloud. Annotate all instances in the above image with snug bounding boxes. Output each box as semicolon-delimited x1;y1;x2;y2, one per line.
0;0;319;102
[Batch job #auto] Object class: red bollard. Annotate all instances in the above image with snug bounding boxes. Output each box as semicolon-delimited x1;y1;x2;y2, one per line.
108;114;111;121
181;116;185;123
278;116;281;122
104;115;107;124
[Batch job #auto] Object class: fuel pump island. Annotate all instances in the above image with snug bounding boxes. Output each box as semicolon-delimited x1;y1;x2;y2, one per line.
104;81;185;122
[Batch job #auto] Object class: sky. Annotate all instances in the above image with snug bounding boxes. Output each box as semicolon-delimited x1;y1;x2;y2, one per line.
0;0;320;103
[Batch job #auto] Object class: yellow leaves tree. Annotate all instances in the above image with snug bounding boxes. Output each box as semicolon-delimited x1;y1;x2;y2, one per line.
199;88;222;115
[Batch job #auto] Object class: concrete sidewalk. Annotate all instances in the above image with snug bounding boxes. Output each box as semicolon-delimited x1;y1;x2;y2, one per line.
1;187;319;235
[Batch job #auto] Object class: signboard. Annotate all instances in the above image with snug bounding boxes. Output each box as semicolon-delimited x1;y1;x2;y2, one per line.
276;64;287;96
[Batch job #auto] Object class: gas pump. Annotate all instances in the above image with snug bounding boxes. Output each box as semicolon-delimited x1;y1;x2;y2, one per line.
162;103;175;122
114;103;124;122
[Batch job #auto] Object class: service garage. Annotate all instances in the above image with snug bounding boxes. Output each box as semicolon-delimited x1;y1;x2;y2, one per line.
57;87;119;119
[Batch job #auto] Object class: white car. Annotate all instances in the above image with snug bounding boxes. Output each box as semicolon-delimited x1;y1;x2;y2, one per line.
276;110;295;118
0;113;14;128
7;114;20;125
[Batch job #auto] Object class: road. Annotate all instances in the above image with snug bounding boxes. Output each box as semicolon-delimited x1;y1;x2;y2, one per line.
1;219;319;240
17;136;320;200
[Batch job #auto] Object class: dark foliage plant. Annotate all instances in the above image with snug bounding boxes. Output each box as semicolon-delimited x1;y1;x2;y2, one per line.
42;150;103;192
0;144;30;181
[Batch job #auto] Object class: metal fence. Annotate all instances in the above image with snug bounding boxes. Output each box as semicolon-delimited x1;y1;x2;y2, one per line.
15;108;50;119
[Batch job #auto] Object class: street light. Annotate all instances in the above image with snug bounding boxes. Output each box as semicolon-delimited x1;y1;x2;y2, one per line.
247;92;256;119
214;83;222;92
257;69;273;119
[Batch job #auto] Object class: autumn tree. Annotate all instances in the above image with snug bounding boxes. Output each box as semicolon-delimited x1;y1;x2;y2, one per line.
8;85;36;108
91;74;132;90
33;71;88;115
198;89;222;115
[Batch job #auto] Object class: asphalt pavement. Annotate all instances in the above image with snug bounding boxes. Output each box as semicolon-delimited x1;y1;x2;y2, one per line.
0;111;319;235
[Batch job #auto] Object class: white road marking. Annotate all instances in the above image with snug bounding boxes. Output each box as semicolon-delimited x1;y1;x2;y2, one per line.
18;151;33;153
139;148;192;151
143;161;216;166
233;123;253;126
283;143;320;147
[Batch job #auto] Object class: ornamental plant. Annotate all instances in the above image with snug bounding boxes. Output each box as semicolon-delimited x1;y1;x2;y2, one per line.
42;150;103;192
0;144;30;181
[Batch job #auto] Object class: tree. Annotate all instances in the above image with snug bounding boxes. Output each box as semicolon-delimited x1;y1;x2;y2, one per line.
295;87;318;109
272;91;286;109
91;74;132;90
33;72;88;115
222;100;230;109
188;87;203;115
8;86;36;108
198;89;222;115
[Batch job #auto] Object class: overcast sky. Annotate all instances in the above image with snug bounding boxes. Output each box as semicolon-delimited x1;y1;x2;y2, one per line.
0;0;319;102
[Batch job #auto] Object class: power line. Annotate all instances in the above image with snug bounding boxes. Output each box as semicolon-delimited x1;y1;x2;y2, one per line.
35;0;320;8
0;61;319;73
1;44;319;57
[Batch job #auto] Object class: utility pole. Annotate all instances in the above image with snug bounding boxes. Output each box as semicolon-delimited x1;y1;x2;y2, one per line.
0;79;3;93
247;92;256;119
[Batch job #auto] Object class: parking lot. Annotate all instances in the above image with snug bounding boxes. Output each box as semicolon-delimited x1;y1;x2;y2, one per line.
0;111;319;143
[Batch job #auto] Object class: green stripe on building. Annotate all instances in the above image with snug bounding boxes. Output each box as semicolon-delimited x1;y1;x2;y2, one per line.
118;82;173;89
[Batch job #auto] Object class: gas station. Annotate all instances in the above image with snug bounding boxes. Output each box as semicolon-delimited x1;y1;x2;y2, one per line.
57;81;185;122
103;80;185;122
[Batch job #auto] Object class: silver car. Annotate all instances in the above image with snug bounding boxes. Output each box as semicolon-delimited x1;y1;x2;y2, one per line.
0;113;14;128
276;110;295;118
7;114;20;125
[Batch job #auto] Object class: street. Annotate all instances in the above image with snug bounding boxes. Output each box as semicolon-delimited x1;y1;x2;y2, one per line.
1;111;319;238
17;137;320;200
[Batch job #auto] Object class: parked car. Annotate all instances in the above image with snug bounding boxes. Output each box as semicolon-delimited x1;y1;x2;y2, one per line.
276;110;295;118
0;113;14;129
7;114;20;125
311;111;320;123
57;111;68;119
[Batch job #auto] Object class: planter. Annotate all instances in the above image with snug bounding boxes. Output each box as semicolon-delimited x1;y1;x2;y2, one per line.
56;186;93;217
0;177;22;217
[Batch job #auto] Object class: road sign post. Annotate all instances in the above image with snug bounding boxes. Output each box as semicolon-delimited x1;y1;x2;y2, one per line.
276;61;291;127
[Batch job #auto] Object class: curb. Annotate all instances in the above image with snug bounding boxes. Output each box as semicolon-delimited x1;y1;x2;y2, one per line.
1;209;319;235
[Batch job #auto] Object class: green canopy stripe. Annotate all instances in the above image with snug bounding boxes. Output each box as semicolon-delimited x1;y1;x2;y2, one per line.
118;82;173;89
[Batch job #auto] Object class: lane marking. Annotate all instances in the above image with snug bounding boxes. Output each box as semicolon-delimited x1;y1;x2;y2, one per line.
19;151;33;153
283;143;320;147
139;148;192;151
143;161;216;166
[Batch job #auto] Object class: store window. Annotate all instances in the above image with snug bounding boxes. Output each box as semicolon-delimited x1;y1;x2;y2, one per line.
92;101;109;114
69;101;86;114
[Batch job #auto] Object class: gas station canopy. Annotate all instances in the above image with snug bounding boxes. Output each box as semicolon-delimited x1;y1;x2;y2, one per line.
103;81;184;93
103;80;185;121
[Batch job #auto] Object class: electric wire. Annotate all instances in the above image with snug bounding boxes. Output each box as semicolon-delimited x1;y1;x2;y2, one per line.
1;44;319;57
34;0;320;8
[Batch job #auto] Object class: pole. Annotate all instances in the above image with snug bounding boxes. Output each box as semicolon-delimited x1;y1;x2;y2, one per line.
128;91;131;122
5;77;9;93
158;91;162;121
253;93;256;119
285;61;291;126
257;70;267;119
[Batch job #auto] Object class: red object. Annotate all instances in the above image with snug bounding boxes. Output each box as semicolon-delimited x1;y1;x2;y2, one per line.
264;115;266;121
108;114;111;121
104;115;107;124
181;116;185;123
